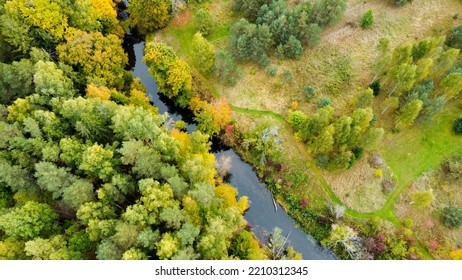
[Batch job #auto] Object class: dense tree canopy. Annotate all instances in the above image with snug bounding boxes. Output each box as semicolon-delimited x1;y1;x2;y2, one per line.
289;102;383;170
230;0;329;63
0;0;268;260
374;36;461;127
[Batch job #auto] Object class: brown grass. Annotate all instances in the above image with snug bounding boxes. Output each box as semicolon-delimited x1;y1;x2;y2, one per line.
216;0;462;116
171;10;192;27
322;154;392;212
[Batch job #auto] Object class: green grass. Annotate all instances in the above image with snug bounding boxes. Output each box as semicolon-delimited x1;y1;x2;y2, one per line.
163;23;196;57
208;23;231;42
231;106;286;123
380;103;462;211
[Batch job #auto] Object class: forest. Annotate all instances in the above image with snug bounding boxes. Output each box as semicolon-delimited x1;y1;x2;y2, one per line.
1;0;462;260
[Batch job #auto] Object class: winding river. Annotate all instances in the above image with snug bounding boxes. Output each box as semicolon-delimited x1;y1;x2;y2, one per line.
125;37;335;260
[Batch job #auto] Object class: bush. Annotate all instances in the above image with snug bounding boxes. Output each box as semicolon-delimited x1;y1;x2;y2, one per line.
281;69;293;83
360;9;374;29
447;25;462;50
303;86;317;100
214;50;242;86
267;64;278;77
394;0;409;6
194;9;214;36
441;206;462;229
310;0;347;28
316;97;332;108
454;117;462;134
442;155;462;179
277;36;304;59
369;80;381;96
288;110;307;131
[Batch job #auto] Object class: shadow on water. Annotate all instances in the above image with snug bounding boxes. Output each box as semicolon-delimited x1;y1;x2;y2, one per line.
125;33;336;260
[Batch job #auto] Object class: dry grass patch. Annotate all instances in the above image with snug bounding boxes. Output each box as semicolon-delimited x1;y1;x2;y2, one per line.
322;154;392;212
171;10;192;27
217;0;462;117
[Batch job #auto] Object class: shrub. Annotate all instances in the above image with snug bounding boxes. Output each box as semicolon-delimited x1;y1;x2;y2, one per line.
360;9;374;29
310;0;347;28
267;64;278;77
194;9;214;36
447;25;462;50
412;189;434;207
316;97;332;108
394;0;409;6
174;120;187;131
214;50;242;86
277;36;304;59
369;80;381;96
454;117;462;134
441;206;462;229
288;110;307;131
281;69;293;83
303;86;317;100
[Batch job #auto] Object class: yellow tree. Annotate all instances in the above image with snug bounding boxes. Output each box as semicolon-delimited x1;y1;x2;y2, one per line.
128;0;171;35
57;30;128;88
1;0;68;53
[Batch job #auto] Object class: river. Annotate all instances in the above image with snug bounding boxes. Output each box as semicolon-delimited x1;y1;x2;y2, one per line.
125;37;335;260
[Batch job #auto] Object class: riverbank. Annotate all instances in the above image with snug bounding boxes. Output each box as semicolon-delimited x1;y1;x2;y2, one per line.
147;0;462;259
125;33;336;259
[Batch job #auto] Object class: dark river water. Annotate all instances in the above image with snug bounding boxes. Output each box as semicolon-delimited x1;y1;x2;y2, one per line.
126;37;335;260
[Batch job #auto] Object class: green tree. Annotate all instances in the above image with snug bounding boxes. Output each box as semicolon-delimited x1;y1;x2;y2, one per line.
62;179;95;210
214;50;242;86
33;61;75;101
0;238;27;260
229;19;272;66
96;239;123;260
194;9;214;36
439;73;462;100
34;161;76;199
156;233;179;259
454;117;462;134
441;206;462;229
277;36;303;59
310;0;347;28
355;88;374;108
446;24;462;49
0;59;35;104
191;33;215;75
233;0;272;22
25;235;80;260
395;99;423;129
432;49;459;75
122;248;147;260
0;201;58;239
79;144;115;181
